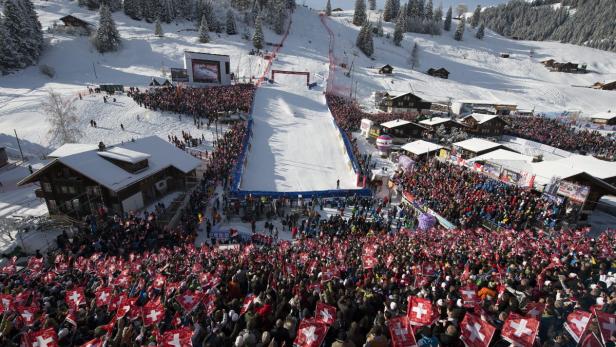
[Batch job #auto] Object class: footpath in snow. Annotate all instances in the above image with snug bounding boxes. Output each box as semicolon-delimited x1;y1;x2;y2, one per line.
240;8;357;193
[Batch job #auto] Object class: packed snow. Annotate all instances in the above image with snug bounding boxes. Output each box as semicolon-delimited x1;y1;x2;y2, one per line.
240;9;357;192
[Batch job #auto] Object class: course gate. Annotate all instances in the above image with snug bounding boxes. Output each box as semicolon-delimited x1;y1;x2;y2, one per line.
271;70;310;86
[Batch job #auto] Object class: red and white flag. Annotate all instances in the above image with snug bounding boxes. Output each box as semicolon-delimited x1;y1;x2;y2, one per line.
153;274;167;289
564;310;592;342
363;255;378;269
315;301;336;325
0;293;14;313
17;305;38;326
81;337;103;347
65;288;86;310
406;296;436;326
388;315;418;347
293;319;328;347
596;311;616;345
162;327;193;347
30;328;59;347
95;287;113;307
459;285;479;308
143;302;165;326
240;294;256;315
501;313;540;347
176;291;202;313
460;313;496;347
524;302;545;319
579;331;603;347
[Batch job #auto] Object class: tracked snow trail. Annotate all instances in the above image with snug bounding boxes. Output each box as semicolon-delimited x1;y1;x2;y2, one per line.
240;8;357;193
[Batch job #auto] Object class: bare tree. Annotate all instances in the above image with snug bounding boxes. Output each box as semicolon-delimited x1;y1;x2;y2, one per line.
43;90;83;146
456;3;468;17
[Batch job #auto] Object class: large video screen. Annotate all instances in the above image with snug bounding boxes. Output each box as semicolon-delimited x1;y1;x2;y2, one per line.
192;59;220;83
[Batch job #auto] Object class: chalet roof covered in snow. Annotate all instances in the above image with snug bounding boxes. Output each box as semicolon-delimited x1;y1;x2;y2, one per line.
453;138;504;153
380;119;411;129
48;144;98;158
418;117;453;126
97;147;151;164
462;113;502;124
20;136;200;192
588;113;616;121
466;149;534;163
401;140;443;156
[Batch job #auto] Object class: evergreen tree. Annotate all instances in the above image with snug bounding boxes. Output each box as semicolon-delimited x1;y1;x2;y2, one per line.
434;4;443;22
272;0;286;34
16;0;44;66
471;5;481;28
108;0;122;11
325;0;331;16
0;17;21;72
393;13;404;46
409;42;419;69
383;0;394;22
155;18;163;36
417;0;424;19
198;15;209;43
123;0;140;19
454;16;465;40
368;0;376;11
252;15;264;49
93;5;121;53
356;21;374;56
425;0;433;22
391;0;399;18
352;0;367;26
476;23;485;39
444;6;452;31
226;9;237;35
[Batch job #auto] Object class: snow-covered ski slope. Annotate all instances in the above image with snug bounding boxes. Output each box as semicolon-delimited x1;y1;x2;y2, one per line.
240;9;357;193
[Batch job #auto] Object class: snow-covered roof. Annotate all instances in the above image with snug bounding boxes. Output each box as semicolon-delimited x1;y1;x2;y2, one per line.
98;147;151;164
455;99;517;106
401;140;443;156
48;144;98;158
419;117;452;126
462;113;501;124
547;154;616;180
21;136;200;192
467;149;534;163
589;113;616;120
380;119;411;128
453;138;503;153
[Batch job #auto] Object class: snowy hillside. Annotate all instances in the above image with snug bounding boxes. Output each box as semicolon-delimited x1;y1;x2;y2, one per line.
321;10;616;114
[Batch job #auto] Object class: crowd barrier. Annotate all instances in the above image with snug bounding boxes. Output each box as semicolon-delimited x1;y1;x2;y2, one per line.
233;187;372;199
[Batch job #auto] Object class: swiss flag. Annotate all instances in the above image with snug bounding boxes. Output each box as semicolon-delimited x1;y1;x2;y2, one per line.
27;257;44;272
80;337;103;347
143;302;165;326
315;301;336;325
579;331;603;347
388;315;418;347
65;288;86;310
17;305;38;326
153;274;167;289
564;310;592;342
240;294;256;315
0;293;14;313
95;287;113;307
162;327;193;347
501;313;540;347
596;311;616;345
459;284;479;308
406;296;436;326
30;327;59;347
524;302;545;319
176;291;202;313
293;319;328;347
363;255;378;269
460;313;496;347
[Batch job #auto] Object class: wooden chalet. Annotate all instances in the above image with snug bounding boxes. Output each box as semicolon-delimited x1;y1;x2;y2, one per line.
59;15;91;31
541;59;587;73
418;116;464;132
589;113;616;126
592;81;616;91
460;113;508;136
18;137;200;218
379;119;428;144
427;68;450;79
378;64;394;74
377;92;431;113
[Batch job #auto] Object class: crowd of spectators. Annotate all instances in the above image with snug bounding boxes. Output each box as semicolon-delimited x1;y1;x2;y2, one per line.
129;85;256;120
505;116;616;160
1;206;614;347
395;159;566;230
